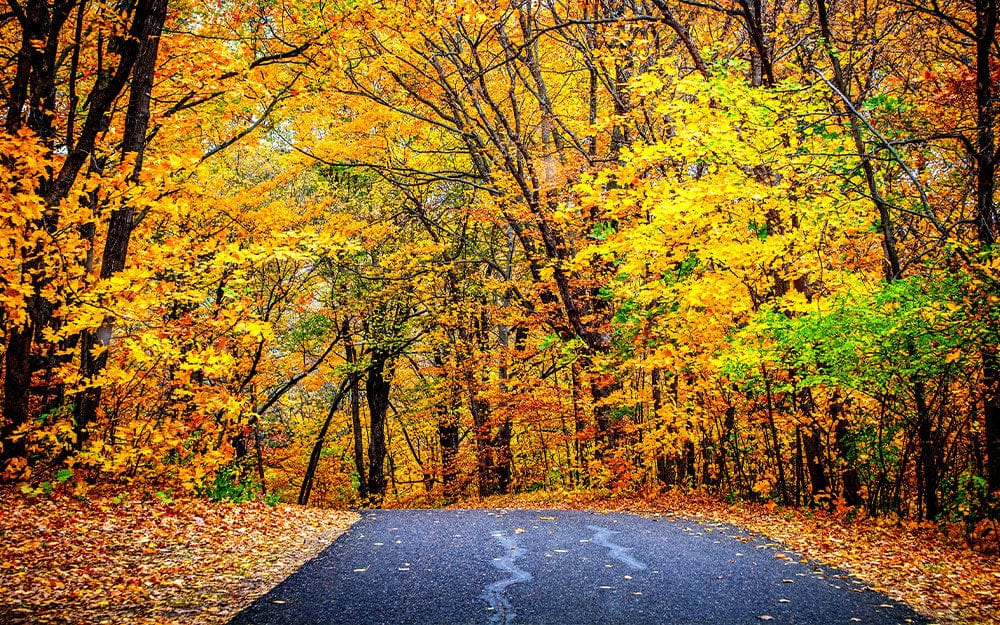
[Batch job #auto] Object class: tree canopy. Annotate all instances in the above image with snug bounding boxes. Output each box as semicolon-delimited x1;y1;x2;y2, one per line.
2;0;1000;529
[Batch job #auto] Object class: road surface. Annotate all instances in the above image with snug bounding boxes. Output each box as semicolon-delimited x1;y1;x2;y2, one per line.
228;508;928;625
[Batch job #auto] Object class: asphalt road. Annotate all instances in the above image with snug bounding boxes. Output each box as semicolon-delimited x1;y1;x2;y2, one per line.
227;509;929;625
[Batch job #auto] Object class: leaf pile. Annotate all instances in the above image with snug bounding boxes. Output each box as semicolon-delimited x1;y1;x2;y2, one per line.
0;490;357;625
718;502;1000;625
456;490;1000;625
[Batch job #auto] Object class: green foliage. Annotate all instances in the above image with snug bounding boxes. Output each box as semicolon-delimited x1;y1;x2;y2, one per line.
18;468;74;498
589;221;616;241
284;313;336;348
942;472;996;526
864;93;909;114
198;464;264;504
725;275;973;397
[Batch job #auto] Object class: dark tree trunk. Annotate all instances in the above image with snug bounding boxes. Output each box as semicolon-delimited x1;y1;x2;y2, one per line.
985;351;1000;496
74;0;168;448
794;427;805;506
684;439;697;484
718;405;738;491
1;0;60;477
650;368;677;487
433;353;460;499
0;325;32;476
438;409;460;499
469;375;496;497
463;313;510;498
366;348;392;499
762;370;789;504
345;329;368;501
798;387;831;506
803;427;831;506
590;368;620;450
1;0;160;477
834;414;863;507
914;380;940;519
490;323;521;496
494;418;512;494
834;420;863;507
5;0;75;139
973;0;1000;498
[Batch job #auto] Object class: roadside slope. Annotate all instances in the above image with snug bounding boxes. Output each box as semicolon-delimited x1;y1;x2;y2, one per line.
0;491;358;625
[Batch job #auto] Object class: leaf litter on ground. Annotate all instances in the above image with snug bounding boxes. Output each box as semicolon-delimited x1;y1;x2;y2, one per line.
0;488;358;625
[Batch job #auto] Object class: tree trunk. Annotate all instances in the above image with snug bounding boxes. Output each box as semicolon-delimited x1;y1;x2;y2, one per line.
914;380;940;519
73;0;168;448
494;418;513;494
762;370;789;504
490;323;521;496
833;411;863;507
650;368;677;487
345;329;368;501
974;0;1000;498
1;0;160;477
0;326;32;477
794;427;805;506
438;406;460;499
468;372;496;497
803;426;831;506
985;351;1000;496
433;351;461;499
366;348;392;499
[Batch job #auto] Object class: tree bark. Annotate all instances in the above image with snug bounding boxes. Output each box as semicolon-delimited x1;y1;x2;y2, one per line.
833;404;863;507
345;328;368;501
438;403;460;499
914;380;940;519
973;0;1000;498
73;0;168;448
803;426;831;506
1;0;163;477
366;348;392;499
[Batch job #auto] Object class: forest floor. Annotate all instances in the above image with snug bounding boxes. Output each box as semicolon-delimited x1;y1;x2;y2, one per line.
453;490;1000;625
0;488;358;625
2;486;998;625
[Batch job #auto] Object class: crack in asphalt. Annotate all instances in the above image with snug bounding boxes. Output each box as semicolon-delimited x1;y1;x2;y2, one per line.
588;525;647;571
482;531;533;624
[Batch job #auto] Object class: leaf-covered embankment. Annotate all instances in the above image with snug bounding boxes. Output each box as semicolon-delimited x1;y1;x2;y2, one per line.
0;490;358;625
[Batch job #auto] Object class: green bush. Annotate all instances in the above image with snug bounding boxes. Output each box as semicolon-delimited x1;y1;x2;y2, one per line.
199;464;272;504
